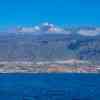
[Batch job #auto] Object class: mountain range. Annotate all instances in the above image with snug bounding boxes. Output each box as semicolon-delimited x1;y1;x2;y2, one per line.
0;23;100;65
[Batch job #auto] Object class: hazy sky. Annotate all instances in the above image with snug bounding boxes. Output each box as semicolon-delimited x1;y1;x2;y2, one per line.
0;0;100;27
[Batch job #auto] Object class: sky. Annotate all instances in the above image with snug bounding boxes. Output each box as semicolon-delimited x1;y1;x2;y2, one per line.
0;0;100;28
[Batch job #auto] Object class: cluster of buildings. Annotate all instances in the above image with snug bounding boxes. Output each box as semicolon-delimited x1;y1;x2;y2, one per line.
0;60;100;73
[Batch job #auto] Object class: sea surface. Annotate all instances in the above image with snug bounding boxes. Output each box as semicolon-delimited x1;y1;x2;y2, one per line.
0;73;100;100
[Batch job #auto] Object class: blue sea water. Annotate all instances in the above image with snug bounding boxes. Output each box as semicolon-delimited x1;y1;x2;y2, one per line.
0;73;100;100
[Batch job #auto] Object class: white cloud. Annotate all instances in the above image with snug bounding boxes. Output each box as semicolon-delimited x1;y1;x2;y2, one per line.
34;26;40;31
77;28;100;36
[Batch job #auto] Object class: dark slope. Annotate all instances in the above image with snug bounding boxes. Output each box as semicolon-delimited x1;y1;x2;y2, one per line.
0;33;100;64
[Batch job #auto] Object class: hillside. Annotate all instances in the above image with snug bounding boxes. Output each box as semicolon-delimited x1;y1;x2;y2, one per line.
0;32;100;65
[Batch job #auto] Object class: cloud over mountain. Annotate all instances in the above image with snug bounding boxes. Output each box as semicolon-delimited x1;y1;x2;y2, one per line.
1;22;100;36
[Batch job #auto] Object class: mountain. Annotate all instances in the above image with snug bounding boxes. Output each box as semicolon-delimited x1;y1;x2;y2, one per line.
0;23;100;65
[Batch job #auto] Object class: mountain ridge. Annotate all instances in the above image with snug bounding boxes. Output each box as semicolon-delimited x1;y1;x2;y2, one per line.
0;32;100;66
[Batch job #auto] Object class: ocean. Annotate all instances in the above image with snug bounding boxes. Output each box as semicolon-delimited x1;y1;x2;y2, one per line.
0;73;100;100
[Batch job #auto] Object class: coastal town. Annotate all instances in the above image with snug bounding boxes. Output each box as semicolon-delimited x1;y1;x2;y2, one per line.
0;60;99;73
